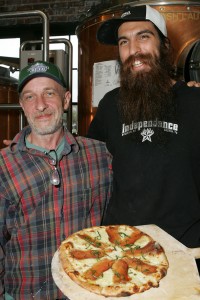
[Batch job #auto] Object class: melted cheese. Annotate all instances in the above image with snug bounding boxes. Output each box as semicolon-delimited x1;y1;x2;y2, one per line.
61;225;168;292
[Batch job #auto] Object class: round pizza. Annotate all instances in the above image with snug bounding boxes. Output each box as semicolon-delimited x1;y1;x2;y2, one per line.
58;225;169;297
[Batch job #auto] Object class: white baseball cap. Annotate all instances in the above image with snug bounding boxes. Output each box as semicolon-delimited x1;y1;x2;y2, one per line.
97;5;167;45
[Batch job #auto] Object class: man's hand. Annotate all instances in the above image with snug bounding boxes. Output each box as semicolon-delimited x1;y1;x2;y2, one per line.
3;140;12;146
187;81;200;87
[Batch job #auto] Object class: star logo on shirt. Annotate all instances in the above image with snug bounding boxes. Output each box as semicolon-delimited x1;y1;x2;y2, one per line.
141;128;154;142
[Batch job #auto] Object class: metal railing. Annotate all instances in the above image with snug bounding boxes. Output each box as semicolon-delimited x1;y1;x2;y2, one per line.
0;10;49;61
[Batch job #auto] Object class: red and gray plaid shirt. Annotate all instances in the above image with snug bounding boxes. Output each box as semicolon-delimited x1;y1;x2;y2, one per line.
0;126;113;300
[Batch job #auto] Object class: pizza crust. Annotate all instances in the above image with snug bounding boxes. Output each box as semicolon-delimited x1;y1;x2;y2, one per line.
58;225;169;297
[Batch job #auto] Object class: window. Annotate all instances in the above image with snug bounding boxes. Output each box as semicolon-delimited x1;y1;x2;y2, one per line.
0;38;20;79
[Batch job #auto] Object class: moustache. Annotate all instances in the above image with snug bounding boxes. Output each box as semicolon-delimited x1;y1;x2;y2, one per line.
123;53;156;71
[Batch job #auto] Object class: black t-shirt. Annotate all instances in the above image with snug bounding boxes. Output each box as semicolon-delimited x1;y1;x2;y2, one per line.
88;81;200;248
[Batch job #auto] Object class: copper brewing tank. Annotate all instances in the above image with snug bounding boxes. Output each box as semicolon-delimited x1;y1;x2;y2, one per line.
0;68;21;149
76;0;200;136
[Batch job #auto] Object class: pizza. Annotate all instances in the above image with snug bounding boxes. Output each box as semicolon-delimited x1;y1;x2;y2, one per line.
58;225;169;297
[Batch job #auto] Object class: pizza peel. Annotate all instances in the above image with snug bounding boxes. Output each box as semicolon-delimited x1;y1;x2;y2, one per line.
51;224;200;300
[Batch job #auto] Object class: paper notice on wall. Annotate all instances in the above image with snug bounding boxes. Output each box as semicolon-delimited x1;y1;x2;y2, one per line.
92;60;120;107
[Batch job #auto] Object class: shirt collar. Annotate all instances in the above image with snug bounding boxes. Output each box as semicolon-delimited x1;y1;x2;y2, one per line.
10;126;80;155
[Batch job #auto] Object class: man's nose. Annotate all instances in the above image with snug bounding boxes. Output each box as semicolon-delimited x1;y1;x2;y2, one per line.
35;95;48;111
129;40;141;56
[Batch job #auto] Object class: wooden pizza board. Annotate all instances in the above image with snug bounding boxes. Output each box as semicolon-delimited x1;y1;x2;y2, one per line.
51;224;200;300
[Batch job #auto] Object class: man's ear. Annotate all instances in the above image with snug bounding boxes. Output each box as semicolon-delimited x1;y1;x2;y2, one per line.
63;91;71;110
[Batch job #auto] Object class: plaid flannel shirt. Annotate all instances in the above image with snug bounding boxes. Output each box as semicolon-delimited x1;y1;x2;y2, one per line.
0;126;113;300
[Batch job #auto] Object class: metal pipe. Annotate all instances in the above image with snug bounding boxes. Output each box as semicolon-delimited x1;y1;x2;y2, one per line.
19;111;25;130
125;1;200;7
0;10;49;61
98;1;200;13
0;104;21;109
51;38;73;94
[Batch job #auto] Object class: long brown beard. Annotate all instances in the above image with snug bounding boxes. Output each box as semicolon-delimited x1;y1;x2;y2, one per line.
118;48;177;145
118;50;177;144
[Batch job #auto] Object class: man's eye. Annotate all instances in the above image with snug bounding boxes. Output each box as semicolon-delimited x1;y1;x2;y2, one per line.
44;91;55;97
24;95;34;101
140;34;149;40
118;40;127;46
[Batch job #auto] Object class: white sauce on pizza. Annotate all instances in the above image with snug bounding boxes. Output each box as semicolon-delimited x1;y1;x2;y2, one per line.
59;225;169;297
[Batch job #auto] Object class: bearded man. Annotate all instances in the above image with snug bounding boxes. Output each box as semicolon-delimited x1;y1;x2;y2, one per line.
87;5;200;271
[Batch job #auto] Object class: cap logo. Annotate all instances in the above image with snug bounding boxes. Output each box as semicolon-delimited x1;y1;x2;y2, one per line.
121;11;131;18
27;62;49;75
